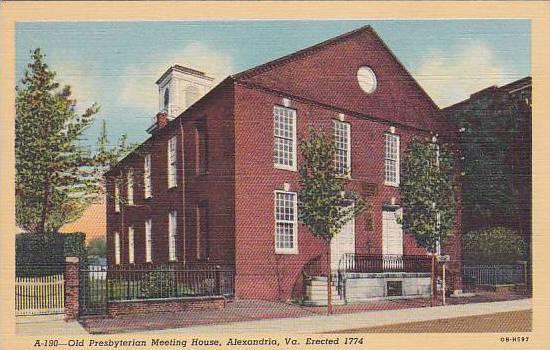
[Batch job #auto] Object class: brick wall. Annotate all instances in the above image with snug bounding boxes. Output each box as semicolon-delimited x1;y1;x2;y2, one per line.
107;296;226;317
233;85;461;301
106;83;236;268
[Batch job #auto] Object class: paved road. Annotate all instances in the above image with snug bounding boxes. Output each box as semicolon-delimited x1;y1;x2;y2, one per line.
147;298;531;334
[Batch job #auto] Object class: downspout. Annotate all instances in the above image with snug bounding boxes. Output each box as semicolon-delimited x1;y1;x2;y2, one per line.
180;119;186;264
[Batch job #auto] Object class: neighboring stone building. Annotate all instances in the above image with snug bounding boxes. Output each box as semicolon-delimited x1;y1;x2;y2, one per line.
105;25;462;302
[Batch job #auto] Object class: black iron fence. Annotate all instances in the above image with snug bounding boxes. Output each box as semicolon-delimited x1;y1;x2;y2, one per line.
338;253;432;273
79;263;235;315
108;267;235;301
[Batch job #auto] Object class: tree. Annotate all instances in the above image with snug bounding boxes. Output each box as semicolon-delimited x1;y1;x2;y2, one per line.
453;95;531;234
399;138;456;305
16;48;135;234
16;48;99;233
298;128;365;314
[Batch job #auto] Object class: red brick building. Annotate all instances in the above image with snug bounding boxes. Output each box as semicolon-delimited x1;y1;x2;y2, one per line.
105;25;462;302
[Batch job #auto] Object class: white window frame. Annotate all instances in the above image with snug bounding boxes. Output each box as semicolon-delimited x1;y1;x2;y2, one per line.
168;210;177;261
333;120;351;177
127;168;134;205
273;106;297;171
114;232;120;265
168;136;178;188
114;181;120;213
128;225;135;264
384;133;400;186
144;153;152;198
145;219;152;263
274;190;298;254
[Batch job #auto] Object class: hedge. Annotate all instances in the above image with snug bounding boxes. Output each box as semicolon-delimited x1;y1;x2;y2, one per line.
16;232;87;276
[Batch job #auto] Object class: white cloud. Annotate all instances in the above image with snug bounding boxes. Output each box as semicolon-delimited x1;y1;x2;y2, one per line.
50;59;101;113
414;41;517;108
119;42;234;110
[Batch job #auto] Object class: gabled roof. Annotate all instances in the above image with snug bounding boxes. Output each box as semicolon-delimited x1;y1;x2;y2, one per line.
231;25;448;133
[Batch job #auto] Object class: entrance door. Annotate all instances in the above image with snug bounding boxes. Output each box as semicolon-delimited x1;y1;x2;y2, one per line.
331;201;355;271
382;209;403;256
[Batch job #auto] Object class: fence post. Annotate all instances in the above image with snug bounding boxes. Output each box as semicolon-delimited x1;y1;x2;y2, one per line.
64;257;80;321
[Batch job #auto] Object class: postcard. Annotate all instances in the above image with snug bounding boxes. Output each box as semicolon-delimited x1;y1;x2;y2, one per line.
1;1;548;349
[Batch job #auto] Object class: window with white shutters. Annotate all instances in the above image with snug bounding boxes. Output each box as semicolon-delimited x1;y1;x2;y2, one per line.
168;211;177;261
144;154;152;198
168;136;177;188
274;191;298;254
334;120;351;176
384;133;400;186
145;219;152;263
273;106;297;170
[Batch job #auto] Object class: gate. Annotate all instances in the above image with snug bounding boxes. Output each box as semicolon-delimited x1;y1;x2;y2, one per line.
79;265;108;316
16;265;64;316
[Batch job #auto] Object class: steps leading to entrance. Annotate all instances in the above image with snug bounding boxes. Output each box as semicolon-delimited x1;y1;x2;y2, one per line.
303;277;345;306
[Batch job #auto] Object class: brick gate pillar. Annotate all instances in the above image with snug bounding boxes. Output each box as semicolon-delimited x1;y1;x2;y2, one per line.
64;257;80;321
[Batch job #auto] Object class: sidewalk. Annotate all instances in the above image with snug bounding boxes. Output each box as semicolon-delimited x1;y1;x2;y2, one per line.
145;298;532;334
16;314;88;336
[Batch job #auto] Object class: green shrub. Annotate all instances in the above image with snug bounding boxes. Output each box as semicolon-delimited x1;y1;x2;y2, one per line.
462;227;528;264
140;270;176;298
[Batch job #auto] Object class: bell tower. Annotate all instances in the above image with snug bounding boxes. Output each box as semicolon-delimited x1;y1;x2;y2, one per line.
156;65;214;119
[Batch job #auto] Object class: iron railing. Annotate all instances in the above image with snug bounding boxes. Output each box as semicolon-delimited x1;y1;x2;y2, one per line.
107;266;235;301
338;253;432;274
462;263;526;287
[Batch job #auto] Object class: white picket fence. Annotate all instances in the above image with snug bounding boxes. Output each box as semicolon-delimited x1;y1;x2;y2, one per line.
16;274;64;315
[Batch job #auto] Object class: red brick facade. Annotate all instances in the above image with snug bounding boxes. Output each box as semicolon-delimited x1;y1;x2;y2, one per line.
106;25;462;302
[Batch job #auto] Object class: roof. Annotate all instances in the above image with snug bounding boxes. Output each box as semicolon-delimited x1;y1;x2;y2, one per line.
59;200;106;242
443;76;532;112
155;64;214;85
107;25;452;175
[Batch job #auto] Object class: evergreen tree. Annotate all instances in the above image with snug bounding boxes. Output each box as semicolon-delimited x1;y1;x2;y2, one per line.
15;48;135;233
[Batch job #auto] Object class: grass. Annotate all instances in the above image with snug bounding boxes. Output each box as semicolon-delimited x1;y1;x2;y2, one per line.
333;310;531;333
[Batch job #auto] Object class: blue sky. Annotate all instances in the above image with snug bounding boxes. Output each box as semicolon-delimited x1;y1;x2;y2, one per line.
16;20;530;148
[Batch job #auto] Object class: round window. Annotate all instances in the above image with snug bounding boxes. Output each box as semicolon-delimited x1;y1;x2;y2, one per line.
357;66;377;94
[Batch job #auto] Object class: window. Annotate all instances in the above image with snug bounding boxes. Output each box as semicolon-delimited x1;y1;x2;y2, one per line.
145;219;152;263
128;226;135;264
384;133;400;186
144;154;152;198
274;191;298;254
196;201;209;260
168;211;177;261
114;181;120;213
114;232;120;265
334;120;351;176
273;106;297;170
127;168;134;205
196;122;208;175
168;136;177;188
163;88;170;112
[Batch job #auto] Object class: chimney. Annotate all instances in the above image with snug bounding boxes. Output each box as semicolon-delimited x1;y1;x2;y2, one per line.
156;112;169;129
